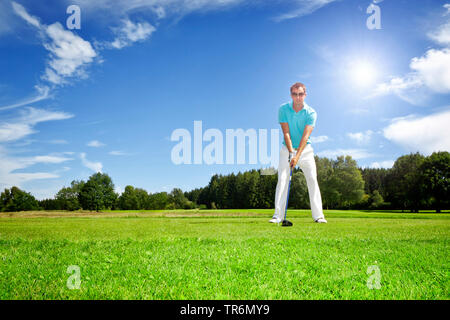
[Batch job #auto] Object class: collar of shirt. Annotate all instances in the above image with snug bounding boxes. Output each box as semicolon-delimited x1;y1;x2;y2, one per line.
289;101;309;114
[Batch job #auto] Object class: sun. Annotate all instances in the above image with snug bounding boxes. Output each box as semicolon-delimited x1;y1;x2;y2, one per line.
350;61;378;87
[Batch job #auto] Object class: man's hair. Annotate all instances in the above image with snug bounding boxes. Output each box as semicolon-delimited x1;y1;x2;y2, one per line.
290;82;306;94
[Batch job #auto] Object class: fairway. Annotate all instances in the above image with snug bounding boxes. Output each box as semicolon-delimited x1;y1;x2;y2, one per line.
0;210;448;300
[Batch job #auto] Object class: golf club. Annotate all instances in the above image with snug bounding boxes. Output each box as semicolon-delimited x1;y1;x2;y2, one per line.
281;166;293;227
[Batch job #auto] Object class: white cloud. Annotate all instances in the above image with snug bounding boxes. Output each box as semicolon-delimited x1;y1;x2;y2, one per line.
310;135;329;143
383;109;450;155
369;73;426;105
20;155;73;165
87;140;105;147
11;1;41;29
12;2;97;86
409;48;450;93
0;107;74;143
153;6;166;19
316;148;373;160
68;0;336;24
110;19;156;49
17;106;74;125
80;152;103;173
0;172;58;188
41;155;73;163
68;0;244;17
42;22;97;84
273;0;339;22
0;122;35;143
0;145;72;191
347;130;373;144
0;106;74;191
443;4;450;16
109;150;129;156
368;47;450;104
428;22;450;45
0;0;16;36
5;0;339;90
0;85;50;111
368;160;394;169
369;7;450;103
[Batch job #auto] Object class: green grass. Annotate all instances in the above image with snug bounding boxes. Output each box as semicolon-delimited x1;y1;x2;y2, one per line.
0;209;448;299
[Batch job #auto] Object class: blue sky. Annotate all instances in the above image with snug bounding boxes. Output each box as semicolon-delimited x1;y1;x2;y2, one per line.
1;0;449;199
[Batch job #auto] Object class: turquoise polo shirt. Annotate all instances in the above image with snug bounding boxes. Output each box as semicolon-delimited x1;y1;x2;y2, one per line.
279;101;317;148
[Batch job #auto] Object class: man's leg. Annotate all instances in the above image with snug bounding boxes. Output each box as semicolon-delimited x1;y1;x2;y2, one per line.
272;145;290;221
298;145;325;221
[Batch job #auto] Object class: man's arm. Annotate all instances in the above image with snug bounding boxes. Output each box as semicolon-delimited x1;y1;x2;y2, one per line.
280;122;294;153
290;125;314;167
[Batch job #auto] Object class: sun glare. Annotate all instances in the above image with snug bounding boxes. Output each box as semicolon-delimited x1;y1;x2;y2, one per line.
350;61;378;87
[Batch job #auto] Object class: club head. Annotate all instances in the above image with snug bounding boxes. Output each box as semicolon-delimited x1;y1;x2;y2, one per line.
281;219;293;227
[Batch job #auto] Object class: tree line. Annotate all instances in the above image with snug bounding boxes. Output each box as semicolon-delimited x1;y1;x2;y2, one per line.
1;151;448;213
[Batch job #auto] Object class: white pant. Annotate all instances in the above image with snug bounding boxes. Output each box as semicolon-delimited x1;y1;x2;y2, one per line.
273;144;325;221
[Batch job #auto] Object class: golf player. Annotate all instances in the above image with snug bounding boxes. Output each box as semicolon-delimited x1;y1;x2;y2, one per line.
269;82;327;224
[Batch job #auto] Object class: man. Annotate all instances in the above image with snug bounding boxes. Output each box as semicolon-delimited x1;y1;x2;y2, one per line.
269;82;327;224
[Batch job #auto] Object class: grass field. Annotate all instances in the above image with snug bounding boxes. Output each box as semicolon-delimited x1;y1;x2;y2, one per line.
0;209;448;299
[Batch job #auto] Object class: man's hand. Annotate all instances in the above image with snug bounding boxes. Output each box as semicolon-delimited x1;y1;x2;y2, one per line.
290;154;300;168
288;152;296;163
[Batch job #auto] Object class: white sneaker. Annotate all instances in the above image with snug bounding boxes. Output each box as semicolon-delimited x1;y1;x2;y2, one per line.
315;218;327;223
269;217;282;223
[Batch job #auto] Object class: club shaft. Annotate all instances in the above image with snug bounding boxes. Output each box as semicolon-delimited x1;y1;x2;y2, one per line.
283;167;293;221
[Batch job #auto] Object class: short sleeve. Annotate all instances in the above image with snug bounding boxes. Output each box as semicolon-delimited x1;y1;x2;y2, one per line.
278;107;287;123
306;111;317;127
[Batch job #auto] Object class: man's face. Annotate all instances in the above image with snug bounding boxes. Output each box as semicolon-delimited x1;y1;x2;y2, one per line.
291;87;306;104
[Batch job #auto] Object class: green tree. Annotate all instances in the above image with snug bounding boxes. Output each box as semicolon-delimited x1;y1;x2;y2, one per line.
135;188;150;209
332;156;365;208
234;172;248;209
258;170;277;209
370;190;384;209
316;156;365;209
185;188;203;205
223;174;237;209
208;175;220;209
197;187;210;208
70;180;85;194
148;192;169;209
316;156;338;209
38;198;61;210
118;185;139;210
288;169;309;209
169;188;192;209
0;186;40;212
78;173;117;212
360;168;389;199
56;181;83;211
385;153;425;212
420;151;450;212
216;175;228;209
246;170;260;208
